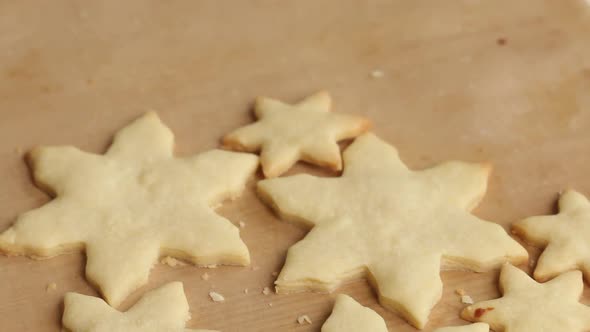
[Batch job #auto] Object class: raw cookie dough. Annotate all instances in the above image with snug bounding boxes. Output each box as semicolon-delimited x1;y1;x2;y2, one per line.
512;190;590;282
321;294;387;332
63;282;215;332
433;323;489;332
258;133;527;329
462;264;590;332
0;112;258;306
222;91;370;178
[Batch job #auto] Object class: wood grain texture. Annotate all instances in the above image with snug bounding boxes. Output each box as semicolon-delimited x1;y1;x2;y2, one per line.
1;0;590;331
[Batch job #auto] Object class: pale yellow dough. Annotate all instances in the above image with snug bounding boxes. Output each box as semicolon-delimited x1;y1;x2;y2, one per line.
462;264;590;332
321;294;387;332
433;323;489;332
257;133;527;329
0;112;258;306
512;190;590;282
63;282;215;332
222;91;370;178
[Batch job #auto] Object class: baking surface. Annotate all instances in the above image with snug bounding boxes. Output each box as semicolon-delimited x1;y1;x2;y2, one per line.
1;1;590;331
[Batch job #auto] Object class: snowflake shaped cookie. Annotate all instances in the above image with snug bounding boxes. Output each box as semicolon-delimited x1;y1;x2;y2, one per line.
258;133;527;328
513;190;590;282
0;112;258;306
223;91;370;177
462;264;590;332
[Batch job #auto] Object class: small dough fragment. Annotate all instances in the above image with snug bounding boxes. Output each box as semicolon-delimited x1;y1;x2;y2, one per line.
321;294;387;332
461;295;474;304
433;323;489;332
62;282;215;332
297;315;312;325
208;291;225;303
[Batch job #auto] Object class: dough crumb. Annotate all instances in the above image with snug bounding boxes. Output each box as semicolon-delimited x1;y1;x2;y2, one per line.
243;288;249;294
238;221;246;228
455;288;466;296
160;256;186;267
297;315;312;325
370;69;385;78
268;303;273;307
209;291;225;303
46;282;57;292
461;295;474;304
201;273;210;281
262;287;272;295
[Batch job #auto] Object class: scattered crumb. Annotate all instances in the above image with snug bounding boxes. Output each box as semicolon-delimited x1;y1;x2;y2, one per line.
46;282;57;292
271;271;279;277
370;69;385;78
160;256;187;267
297;315;312;325
252;266;260;271
201;273;210;281
461;295;474;304
238;221;246;228
262;287;272;295
268;303;273;307
496;37;507;46
209;291;225;303
455;288;466;296
243;288;249;294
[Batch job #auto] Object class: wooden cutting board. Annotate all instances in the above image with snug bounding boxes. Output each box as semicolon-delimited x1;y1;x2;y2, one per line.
1;1;590;331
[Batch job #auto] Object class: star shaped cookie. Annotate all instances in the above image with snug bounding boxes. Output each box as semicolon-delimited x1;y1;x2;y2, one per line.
257;133;527;328
63;282;215;332
0;112;258;306
512;190;590;282
433;323;489;332
462;264;590;332
321;294;388;332
222;91;370;178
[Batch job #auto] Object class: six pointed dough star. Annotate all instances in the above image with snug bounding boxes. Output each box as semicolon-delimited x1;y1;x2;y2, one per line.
63;282;216;332
0;112;258;306
257;133;528;329
222;91;370;178
513;190;590;282
462;264;590;332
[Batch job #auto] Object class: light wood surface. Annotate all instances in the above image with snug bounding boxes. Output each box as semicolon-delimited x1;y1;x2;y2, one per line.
1;1;590;331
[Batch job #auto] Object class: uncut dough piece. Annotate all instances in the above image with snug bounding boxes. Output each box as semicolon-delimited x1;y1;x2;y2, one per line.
462;264;590;332
512;190;590;282
63;282;216;332
321;294;388;332
258;133;527;329
433;323;489;332
0;112;258;306
222;91;370;178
